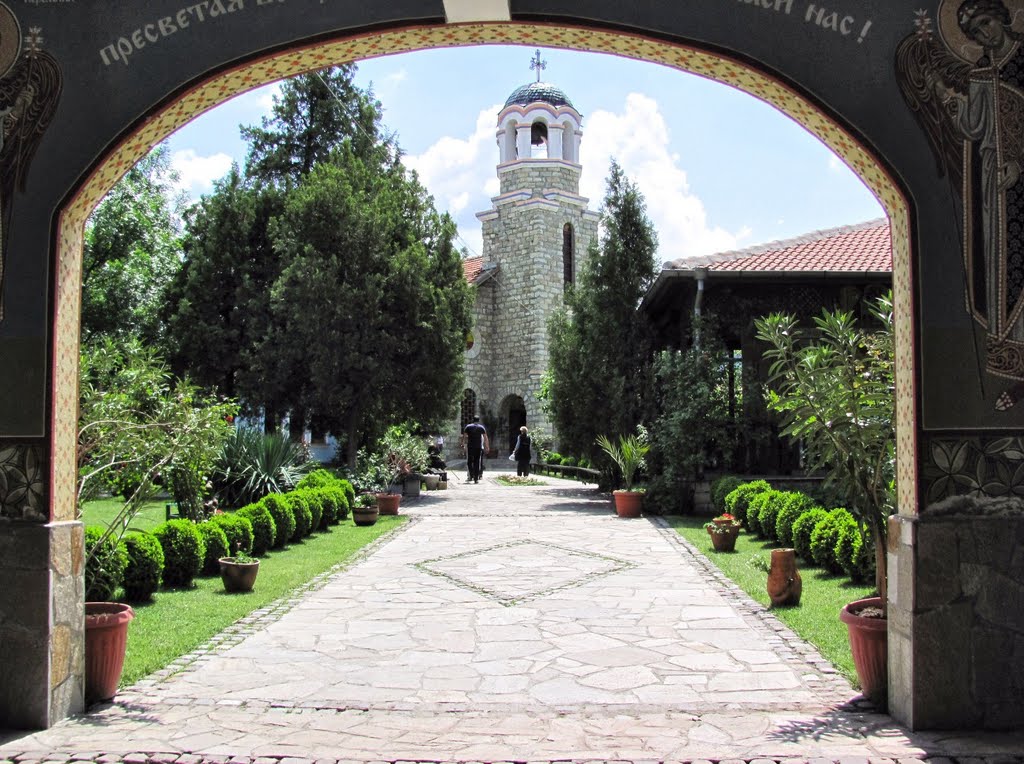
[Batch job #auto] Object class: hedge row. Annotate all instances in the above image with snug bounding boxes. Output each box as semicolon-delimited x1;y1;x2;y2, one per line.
84;473;356;603
713;475;874;584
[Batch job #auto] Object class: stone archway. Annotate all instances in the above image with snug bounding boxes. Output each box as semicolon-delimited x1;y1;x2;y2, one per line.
499;394;527;454
3;0;1012;732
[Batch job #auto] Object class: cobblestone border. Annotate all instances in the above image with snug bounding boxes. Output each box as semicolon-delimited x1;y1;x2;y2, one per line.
1;753;1010;764
650;516;862;711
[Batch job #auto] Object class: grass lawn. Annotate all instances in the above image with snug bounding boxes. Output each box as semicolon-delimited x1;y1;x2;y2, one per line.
666;516;875;686
79;498;171;533
79;505;406;687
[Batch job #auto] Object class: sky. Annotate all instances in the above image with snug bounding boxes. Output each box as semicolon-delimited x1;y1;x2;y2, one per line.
164;44;885;266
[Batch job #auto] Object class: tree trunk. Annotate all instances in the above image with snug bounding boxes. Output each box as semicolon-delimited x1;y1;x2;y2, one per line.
871;519;887;614
346;408;360;471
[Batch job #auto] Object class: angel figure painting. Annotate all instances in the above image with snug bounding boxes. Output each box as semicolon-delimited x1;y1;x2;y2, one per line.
0;3;62;322
897;0;1024;413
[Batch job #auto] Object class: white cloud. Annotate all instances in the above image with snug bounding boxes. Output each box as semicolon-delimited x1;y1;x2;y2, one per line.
405;104;501;258
384;68;408;88
171;149;233;198
828;154;846;173
580;92;747;261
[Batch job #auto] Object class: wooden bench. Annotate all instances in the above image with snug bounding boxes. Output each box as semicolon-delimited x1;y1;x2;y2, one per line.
531;462;602;484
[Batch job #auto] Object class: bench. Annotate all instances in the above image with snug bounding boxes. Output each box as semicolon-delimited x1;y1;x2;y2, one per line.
531;462;602;484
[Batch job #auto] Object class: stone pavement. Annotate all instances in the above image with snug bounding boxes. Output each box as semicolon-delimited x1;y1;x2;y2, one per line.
2;470;1022;763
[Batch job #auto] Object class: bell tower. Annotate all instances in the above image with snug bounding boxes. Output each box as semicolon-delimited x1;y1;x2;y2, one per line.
459;51;599;453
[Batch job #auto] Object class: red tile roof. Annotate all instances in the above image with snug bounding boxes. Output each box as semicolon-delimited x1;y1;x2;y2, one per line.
666;219;892;274
463;255;484;283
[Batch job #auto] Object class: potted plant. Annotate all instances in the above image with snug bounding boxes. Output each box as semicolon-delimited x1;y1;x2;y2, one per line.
596;430;650;518
353;493;380;526
704;512;741;552
756;291;894;707
218;546;260;593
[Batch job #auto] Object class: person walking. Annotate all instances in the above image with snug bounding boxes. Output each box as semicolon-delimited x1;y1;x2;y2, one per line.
462;416;488;483
512;425;532;477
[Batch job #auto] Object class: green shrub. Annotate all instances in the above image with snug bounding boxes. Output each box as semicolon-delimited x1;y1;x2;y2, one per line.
213;426;309;507
316;488;339;527
756;490;788;540
561;455;577;467
792;507;830;561
810;509;854;572
152;519;206;588
121;532;164;602
259;493;296;548
84;526;129;602
775;492;817;548
196;520;230;575
710;475;745;515
299;489;325;531
836;522;875;582
746;490;778;537
724;480;772;527
296;468;341;491
327;485;350;522
337;479;355;512
286;492;313;541
236;503;275;555
547;452;563;465
210;512;254;556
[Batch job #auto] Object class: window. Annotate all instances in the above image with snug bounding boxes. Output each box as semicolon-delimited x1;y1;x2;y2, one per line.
531;120;548;158
460;389;477;432
563;223;574;291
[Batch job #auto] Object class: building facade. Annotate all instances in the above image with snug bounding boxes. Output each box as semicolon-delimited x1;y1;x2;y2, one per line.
450;77;599;456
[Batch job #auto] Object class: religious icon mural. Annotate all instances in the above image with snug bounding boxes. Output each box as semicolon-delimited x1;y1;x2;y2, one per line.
896;0;1024;411
0;2;62;322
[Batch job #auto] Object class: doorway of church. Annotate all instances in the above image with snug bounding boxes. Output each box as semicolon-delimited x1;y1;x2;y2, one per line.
500;396;528;454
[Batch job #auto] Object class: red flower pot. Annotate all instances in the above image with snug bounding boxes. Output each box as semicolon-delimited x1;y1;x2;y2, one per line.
612;490;643;518
84;602;135;704
707;523;740;551
219;558;260;593
376;492;401;515
839;596;888;707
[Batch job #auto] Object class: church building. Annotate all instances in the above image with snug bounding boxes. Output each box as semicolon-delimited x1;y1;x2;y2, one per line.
451;55;599;456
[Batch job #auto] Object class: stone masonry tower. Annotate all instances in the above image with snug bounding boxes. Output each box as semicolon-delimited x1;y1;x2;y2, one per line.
455;52;599;457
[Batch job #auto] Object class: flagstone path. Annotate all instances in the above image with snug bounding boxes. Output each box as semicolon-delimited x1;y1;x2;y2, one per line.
2;469;1021;763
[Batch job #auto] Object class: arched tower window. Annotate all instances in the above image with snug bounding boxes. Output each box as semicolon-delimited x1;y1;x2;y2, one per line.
460;389;477;433
531;120;549;158
563;223;575;291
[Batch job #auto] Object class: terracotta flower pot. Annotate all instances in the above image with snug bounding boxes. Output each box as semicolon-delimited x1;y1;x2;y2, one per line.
218;557;260;593
840;596;888;707
376;492;401;515
707;523;740;551
767;548;802;606
612;490;643;518
84;602;135;704
353;505;380;526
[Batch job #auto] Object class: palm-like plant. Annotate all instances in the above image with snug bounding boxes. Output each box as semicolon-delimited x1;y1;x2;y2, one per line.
213;427;309;507
596;432;650;492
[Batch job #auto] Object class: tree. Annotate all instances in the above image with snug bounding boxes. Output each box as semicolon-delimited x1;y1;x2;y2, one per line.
78;339;237;531
754;291;895;602
81;144;185;346
242;64;387;187
263;148;472;466
647;317;735;512
546;159;658;459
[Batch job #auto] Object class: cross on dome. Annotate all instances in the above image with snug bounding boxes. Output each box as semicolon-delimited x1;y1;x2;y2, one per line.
530;49;546;82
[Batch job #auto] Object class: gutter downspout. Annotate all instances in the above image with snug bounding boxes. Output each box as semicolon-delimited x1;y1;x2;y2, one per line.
693;267;708;348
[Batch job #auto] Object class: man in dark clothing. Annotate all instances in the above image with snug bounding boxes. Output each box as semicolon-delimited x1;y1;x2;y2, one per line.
462;416;489;483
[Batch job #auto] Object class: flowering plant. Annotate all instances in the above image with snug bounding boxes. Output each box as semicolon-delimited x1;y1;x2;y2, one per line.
704;512;741;533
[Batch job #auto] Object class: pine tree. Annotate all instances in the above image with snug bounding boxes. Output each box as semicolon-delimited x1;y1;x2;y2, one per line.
547;159;658;459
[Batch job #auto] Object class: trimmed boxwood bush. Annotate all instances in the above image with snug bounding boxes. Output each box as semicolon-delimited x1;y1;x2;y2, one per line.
296;468;341;491
337;479;355;511
296;489;323;533
152;519;206;588
259;493;296;548
236;503;275;556
756;490;789;540
561;456;578;467
810;508;855;572
724;480;772;528
286;492;313;541
121;531;164;601
197;520;230;575
316;488;338;527
710;475;745;515
836;522;874;582
84;526;129;602
326;485;349;522
775;492;817;548
792;507;830;561
747;489;782;537
210;512;254;556
547;452;563;465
